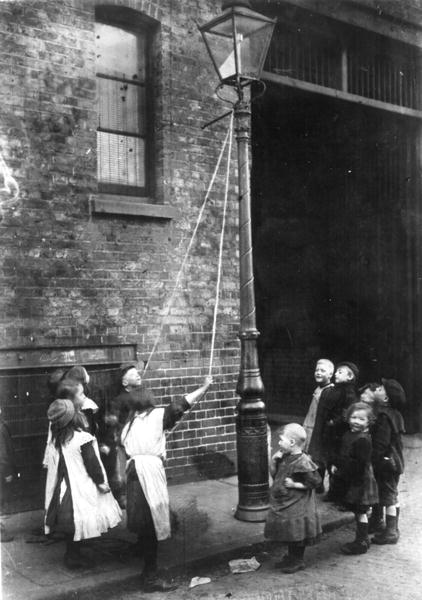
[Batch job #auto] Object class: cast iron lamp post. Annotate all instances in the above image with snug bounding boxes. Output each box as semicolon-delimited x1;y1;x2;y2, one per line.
199;1;276;522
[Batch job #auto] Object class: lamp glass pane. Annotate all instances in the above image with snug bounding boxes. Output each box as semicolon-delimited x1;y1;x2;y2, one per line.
204;20;274;80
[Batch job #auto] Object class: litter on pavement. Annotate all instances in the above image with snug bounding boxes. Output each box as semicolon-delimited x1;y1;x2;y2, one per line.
228;557;261;574
189;576;212;588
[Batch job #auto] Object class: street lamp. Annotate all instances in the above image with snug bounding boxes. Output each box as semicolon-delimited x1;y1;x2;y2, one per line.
199;1;276;522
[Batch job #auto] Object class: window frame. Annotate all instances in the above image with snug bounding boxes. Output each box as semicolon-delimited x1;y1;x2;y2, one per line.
95;7;156;200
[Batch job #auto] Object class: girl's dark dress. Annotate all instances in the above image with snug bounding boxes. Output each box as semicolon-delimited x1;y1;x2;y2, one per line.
264;452;322;544
333;430;378;510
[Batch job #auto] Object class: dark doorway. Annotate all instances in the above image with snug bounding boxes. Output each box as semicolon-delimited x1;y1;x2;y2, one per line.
252;83;421;431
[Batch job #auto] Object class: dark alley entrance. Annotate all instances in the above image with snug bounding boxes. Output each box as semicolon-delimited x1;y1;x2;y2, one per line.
252;83;422;431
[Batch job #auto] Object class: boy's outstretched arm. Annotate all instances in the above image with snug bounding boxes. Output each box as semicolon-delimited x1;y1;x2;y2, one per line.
185;376;213;406
163;376;213;431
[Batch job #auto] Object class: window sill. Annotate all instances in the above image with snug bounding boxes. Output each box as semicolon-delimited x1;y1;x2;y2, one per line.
91;194;179;219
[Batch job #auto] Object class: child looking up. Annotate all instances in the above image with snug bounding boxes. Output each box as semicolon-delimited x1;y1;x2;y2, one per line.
325;361;359;502
303;358;334;493
331;402;378;555
121;375;213;593
370;379;405;545
62;365;99;436
264;423;322;574
44;399;122;569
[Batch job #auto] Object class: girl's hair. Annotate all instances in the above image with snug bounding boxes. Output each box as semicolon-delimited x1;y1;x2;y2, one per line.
65;365;89;385
51;411;87;448
55;379;80;402
346;401;376;425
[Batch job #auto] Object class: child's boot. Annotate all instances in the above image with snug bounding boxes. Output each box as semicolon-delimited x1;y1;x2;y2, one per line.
341;522;370;555
64;541;85;569
141;536;177;593
278;543;305;573
368;504;384;534
372;514;399;544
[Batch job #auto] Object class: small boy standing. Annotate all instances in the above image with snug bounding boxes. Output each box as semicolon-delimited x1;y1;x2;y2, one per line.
325;362;359;502
303;359;334;492
264;424;322;574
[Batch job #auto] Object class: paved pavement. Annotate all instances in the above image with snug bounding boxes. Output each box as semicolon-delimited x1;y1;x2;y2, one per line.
1;434;421;600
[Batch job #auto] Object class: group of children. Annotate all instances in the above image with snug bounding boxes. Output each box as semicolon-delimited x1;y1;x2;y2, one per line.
0;359;406;589
41;363;212;593
265;359;406;574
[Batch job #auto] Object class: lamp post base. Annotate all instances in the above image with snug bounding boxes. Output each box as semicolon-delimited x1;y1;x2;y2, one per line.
234;402;269;522
234;503;269;522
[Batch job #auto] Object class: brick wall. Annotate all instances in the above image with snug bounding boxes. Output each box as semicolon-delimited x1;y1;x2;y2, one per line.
0;0;242;485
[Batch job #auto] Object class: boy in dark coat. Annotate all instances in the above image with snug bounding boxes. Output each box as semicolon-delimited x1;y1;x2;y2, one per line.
324;361;359;502
370;379;405;545
98;363;154;507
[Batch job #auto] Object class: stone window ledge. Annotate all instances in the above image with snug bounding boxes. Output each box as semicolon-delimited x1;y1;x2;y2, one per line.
91;194;178;219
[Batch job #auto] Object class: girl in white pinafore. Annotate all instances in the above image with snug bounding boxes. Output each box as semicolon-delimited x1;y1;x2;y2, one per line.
44;399;121;569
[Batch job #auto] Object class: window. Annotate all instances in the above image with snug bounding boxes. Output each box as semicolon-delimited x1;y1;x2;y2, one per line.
95;8;154;198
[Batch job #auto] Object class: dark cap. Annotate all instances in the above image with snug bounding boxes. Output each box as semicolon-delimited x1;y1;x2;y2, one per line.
119;362;138;375
382;378;406;408
337;361;359;381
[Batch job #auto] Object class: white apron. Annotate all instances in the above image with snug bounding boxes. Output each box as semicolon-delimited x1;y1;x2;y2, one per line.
44;430;122;541
121;408;170;541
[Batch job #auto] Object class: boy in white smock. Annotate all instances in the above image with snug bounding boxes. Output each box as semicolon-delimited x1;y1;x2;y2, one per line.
121;372;212;593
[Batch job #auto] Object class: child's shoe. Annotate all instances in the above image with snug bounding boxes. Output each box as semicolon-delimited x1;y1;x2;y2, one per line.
368;505;384;534
63;541;94;570
368;517;384;534
340;539;369;555
372;529;399;544
372;515;399;545
342;521;370;554
141;568;177;592
275;554;294;569
279;557;305;574
142;574;177;592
